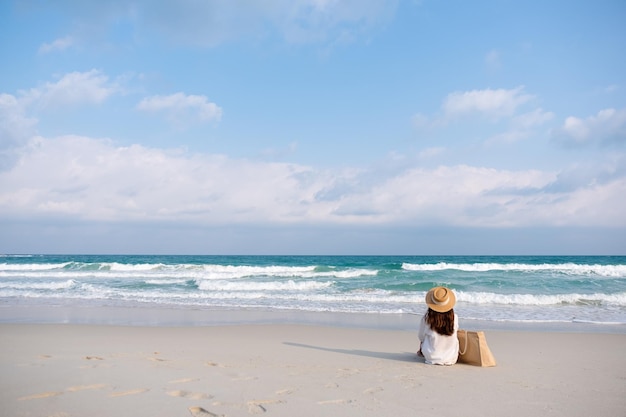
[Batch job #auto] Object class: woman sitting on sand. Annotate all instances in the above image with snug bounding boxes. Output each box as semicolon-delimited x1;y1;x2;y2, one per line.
417;286;459;365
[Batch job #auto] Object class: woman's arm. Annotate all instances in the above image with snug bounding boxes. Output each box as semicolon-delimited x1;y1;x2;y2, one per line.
418;314;426;342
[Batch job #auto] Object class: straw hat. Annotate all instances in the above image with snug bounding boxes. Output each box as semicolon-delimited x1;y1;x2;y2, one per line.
425;286;456;313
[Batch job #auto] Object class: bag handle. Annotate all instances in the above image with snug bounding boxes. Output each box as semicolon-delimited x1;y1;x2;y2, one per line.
458;330;468;355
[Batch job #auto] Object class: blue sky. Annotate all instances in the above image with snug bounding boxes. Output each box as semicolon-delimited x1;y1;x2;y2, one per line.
1;0;625;255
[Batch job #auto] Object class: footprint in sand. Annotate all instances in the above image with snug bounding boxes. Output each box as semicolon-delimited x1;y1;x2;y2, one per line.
167;390;214;400
247;403;266;414
363;386;384;394
18;391;63;401
247;399;284;414
336;368;360;378
317;398;354;405
109;389;149;397
168;378;200;384
231;375;258;381
188;406;223;417
67;384;108;392
275;388;296;395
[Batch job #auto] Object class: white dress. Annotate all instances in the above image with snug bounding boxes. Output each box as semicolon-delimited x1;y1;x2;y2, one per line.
418;313;459;365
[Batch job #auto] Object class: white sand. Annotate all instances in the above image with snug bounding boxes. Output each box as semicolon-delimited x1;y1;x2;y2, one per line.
1;323;625;417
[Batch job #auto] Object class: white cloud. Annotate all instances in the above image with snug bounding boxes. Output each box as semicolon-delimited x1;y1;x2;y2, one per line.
479;107;555;146
137;92;223;125
1;70;122;169
443;86;533;120
553;108;626;146
39;36;74;54
23;70;118;109
0;94;38;170
1;135;624;229
413;87;551;145
512;108;554;129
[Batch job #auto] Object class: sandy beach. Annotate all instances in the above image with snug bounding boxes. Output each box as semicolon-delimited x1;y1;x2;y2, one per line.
1;321;625;417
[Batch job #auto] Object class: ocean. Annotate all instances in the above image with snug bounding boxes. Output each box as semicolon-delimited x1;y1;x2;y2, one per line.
1;254;625;330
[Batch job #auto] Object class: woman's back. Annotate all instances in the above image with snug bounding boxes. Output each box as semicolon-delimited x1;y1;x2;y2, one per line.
418;311;459;365
417;287;459;365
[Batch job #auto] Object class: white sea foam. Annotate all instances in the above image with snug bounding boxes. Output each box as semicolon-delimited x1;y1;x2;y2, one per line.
0;279;77;291
0;262;71;271
108;262;163;271
1;256;625;325
196;279;334;292
402;262;626;277
1;278;623;308
331;269;378;278
456;290;626;306
0;262;378;280
200;264;316;277
144;279;189;285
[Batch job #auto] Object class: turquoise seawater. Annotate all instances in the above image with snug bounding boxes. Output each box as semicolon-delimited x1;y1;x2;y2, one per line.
1;255;625;325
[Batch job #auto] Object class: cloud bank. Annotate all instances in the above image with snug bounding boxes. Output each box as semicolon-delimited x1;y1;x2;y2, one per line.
2;72;625;235
1;53;625;254
1;133;624;231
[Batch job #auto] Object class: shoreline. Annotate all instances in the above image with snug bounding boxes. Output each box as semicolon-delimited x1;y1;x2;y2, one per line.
2;301;625;334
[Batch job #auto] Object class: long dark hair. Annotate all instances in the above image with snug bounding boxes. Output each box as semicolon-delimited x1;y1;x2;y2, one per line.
425;308;455;336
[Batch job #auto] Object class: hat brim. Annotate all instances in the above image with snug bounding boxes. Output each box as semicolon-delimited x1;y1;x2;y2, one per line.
425;287;456;313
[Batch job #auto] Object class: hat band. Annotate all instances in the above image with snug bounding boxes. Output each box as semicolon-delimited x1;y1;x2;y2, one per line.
431;289;449;305
431;296;448;305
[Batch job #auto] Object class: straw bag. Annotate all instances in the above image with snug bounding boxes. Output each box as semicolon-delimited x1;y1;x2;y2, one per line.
457;329;497;367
